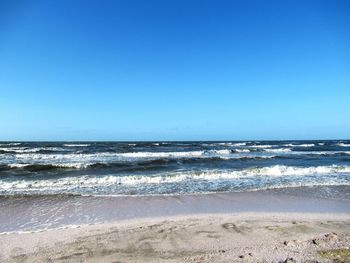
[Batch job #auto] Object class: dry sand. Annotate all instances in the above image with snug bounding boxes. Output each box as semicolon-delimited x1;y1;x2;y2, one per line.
1;213;350;262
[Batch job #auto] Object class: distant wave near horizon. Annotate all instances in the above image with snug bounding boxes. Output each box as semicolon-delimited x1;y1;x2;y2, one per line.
0;140;349;195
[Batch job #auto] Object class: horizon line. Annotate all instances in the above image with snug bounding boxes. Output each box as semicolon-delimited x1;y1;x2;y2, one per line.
0;139;349;143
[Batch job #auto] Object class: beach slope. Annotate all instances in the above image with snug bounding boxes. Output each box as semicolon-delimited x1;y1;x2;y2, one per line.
1;187;350;262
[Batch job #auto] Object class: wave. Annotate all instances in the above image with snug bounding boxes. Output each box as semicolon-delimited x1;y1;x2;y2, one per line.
264;148;292;153
0;147;42;153
1;165;349;192
232;149;250;153
0;143;21;146
231;142;247;146
214;142;247;147
248;145;273;148
117;150;206;158
2;160;176;171
248;181;350;192
337;143;350;147
1;161;172;172
283;143;315;147
3;163;91;171
63;144;90;147
9;150;240;162
3;148;350;171
0;155;278;172
305;151;350;156
204;149;233;155
0;147;72;153
301;144;315;147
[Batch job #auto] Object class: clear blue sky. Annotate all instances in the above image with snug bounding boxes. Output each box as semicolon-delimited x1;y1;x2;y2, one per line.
0;0;349;141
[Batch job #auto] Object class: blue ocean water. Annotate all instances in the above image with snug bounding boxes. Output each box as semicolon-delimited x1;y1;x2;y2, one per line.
0;141;349;196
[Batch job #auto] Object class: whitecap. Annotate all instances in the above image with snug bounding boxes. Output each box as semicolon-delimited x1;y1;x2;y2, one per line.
63;144;90;147
248;145;273;148
264;148;292;153
297;144;315;147
232;142;247;146
0;147;71;153
233;149;250;153
283;143;315;147
337;143;350;147
0;147;41;153
0;143;21;146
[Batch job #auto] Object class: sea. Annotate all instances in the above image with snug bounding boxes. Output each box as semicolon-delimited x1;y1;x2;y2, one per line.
1;140;350;196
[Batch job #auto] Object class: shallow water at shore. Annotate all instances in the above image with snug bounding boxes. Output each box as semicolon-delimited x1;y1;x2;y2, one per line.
1;185;350;233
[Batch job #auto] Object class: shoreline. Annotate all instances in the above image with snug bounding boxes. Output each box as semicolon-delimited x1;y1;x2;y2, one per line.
1;186;350;262
1;185;350;233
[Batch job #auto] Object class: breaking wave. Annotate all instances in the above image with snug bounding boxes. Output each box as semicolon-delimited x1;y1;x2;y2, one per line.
283;143;315;147
0;147;71;153
264;148;292;153
1;165;349;193
4;149;267;163
337;143;350;147
1;140;349;195
63;144;90;147
0;143;21;146
0;155;278;172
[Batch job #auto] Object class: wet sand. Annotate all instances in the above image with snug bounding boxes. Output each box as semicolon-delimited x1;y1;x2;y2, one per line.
0;186;350;262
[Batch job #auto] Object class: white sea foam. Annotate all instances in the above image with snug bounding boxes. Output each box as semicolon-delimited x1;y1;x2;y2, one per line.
204;149;233;155
63;144;90;147
8;164;30;168
283;144;315;147
264;148;292;153
0;153;276;169
1;165;349;192
280;151;350;156
0;143;21;146
12;150;227;162
7;163;91;169
0;147;71;153
232;142;247;146
117;151;205;158
298;144;315;147
249;165;350;176
306;151;350;155
234;149;250;153
248;145;273;148
4;150;275;167
0;147;41;153
337;143;350;147
215;142;246;147
248;181;350;192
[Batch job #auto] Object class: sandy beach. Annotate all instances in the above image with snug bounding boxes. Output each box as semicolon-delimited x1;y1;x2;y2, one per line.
1;186;350;262
1;213;350;263
2;0;350;259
